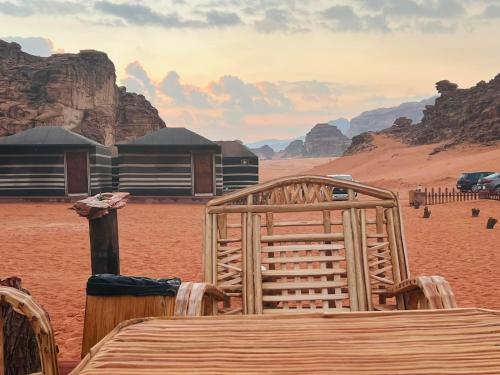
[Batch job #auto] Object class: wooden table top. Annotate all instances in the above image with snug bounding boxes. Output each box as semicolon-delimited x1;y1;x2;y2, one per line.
71;308;500;375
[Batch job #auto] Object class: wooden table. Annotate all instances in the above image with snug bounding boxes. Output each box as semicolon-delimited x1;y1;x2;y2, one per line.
71;308;500;375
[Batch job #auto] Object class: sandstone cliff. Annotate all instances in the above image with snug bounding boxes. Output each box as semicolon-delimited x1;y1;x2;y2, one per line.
303;123;350;157
250;145;275;160
0;40;165;145
344;74;500;155
348;97;435;137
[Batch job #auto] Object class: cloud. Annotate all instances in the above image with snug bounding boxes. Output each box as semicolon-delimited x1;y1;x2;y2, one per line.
159;71;212;108
254;8;308;33
94;1;241;28
321;5;391;32
121;61;157;102
2;36;54;56
0;0;85;16
481;4;500;18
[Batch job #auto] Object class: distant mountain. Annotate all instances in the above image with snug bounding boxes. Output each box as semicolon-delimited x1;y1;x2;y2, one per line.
246;137;304;152
347;97;436;138
327;118;350;136
282;124;350;158
250;145;275;160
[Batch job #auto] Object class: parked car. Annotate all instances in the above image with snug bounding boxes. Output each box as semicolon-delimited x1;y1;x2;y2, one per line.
456;172;494;192
477;173;500;193
327;174;354;200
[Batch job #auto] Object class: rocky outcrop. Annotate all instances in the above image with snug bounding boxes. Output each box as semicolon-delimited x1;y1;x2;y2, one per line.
282;139;304;158
343;132;375;155
327;117;350;135
0;40;165;145
348;97;435;137
303;123;350;157
250;145;275;160
344;74;500;155
403;76;500;145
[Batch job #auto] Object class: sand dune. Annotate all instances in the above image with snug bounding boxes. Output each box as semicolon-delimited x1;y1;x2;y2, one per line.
307;135;500;193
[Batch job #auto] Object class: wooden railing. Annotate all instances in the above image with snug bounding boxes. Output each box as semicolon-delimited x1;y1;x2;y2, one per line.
411;188;499;206
424;187;479;205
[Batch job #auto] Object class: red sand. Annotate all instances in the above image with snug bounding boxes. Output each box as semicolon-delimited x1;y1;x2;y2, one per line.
307;135;500;194
0;139;499;361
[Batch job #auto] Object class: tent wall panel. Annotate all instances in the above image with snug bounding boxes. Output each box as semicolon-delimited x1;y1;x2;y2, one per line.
221;156;259;192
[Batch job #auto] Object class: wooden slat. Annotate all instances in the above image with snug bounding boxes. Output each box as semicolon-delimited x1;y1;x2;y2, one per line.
253;214;263;314
264;255;345;264
207;199;395;214
262;280;348;290
342;210;359;311
262;243;344;252
263;293;349;302
261;233;343;243
262;268;346;277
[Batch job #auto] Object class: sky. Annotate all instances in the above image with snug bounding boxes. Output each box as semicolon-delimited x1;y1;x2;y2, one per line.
1;0;500;142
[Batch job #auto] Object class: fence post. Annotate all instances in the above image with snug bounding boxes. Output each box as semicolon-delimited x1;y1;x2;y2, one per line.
445;187;449;204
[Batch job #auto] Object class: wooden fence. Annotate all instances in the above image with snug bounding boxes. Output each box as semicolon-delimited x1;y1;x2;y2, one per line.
424;187;479;205
410;188;500;205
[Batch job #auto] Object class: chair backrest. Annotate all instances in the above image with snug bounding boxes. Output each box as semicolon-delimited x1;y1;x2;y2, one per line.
203;175;410;314
0;286;59;375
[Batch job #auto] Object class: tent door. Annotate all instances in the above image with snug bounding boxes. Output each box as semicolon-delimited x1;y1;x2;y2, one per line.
193;152;214;195
66;151;89;195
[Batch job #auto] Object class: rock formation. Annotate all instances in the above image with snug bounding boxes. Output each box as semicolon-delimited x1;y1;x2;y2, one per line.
303;123;350;157
344;74;500;155
404;76;500;145
282;139;304;158
343;132;376;155
250;145;275;160
0;40;165;145
348;97;435;137
327;117;350;135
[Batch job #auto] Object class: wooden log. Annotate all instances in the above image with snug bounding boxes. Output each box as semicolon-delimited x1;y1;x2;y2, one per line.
487;218;497;229
253;214;263;314
0;277;41;375
207;200;395;214
88;210;120;275
342;210;359;311
423;206;431;218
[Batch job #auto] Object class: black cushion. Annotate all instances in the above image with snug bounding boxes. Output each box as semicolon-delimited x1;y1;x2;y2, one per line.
87;274;181;296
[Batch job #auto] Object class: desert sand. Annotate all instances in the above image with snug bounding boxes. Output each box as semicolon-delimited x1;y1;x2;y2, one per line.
308;135;500;194
0;138;499;361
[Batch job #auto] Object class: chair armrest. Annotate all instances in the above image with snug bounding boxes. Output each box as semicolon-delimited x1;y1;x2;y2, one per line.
174;282;229;316
385;276;457;309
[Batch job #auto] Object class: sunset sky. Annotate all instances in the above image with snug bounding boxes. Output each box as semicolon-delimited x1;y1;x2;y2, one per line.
2;0;500;142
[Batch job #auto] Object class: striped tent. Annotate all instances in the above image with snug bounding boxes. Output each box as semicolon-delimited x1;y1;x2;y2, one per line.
117;127;223;196
0;126;112;196
215;141;259;192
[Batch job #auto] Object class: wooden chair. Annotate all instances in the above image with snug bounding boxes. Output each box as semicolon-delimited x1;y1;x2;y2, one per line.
202;175;457;314
0;286;59;375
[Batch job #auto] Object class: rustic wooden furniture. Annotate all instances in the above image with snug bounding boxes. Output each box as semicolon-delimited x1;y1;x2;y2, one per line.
81;282;225;357
203;175;456;315
0;286;59;375
70;308;500;375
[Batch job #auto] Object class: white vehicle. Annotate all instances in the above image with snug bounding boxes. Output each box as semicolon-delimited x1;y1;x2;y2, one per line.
327;174;354;200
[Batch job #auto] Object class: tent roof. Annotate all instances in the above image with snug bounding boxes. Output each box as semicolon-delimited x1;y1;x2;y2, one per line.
120;127;217;147
0;126;104;146
215;141;257;158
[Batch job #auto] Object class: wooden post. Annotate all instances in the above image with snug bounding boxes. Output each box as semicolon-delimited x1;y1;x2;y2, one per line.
73;192;129;275
0;304;4;375
0;278;40;375
89;210;120;275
